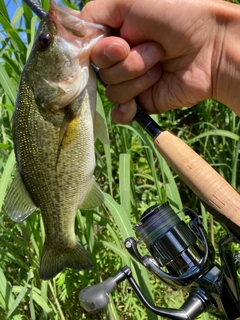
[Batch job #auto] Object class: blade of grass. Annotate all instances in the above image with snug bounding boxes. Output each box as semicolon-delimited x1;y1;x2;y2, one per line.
231;139;240;189
93;212;122;248
0;268;16;315
0;13;26;67
11;7;24;29
26;15;38;59
96;92;113;194
29;281;36;320
104;193;135;241
0;64;17;105
0;149;15;213
188;129;239;144
107;294;120;320
119;153;131;217
7;270;34;318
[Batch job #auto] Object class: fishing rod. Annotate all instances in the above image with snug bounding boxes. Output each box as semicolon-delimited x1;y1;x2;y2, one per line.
84;67;240;320
22;0;46;19
92;65;240;235
21;1;240;319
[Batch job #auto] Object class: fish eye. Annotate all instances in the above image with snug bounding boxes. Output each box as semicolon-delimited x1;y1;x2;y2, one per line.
38;33;52;49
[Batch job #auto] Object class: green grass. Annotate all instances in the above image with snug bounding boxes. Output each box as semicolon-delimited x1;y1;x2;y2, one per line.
0;1;239;319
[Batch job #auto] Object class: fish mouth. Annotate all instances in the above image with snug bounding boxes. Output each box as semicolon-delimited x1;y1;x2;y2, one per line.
38;0;110;111
49;0;108;41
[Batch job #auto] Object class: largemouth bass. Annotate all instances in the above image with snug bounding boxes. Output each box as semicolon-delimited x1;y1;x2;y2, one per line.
5;0;108;280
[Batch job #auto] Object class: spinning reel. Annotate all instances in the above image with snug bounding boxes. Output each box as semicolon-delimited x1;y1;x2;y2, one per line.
79;202;240;319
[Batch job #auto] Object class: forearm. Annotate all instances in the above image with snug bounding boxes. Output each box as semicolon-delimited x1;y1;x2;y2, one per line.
212;1;240;115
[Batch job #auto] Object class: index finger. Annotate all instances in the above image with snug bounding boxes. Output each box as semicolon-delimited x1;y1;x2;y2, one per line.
81;0;125;28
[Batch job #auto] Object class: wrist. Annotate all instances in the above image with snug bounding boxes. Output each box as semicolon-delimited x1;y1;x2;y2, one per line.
211;1;240;115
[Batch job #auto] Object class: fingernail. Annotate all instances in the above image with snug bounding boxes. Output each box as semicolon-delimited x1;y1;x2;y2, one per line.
147;64;161;79
105;42;128;62
118;100;136;113
143;45;161;65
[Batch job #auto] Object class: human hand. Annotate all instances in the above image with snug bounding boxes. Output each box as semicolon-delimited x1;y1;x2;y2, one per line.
82;0;240;123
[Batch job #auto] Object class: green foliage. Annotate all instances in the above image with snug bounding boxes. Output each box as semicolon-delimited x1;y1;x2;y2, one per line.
0;1;239;320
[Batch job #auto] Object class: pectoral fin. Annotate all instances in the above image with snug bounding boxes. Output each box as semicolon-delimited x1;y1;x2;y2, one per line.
94;112;109;145
80;178;104;210
59;107;80;148
4;171;37;223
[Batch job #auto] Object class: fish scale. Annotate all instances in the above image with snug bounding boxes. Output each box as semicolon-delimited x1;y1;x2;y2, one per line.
14;76;96;272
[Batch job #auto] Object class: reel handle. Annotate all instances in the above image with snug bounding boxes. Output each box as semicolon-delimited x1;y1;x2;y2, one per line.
79;269;127;312
79;278;116;312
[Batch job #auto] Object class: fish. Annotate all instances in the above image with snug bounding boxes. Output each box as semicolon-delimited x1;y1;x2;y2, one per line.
4;0;109;280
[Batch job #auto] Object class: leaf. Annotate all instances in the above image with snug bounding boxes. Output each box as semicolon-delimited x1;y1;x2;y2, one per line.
32;290;52;314
41;0;50;13
231;139;240;188
22;1;33;44
29;281;36;320
11;7;24;29
1;53;22;80
0;149;15;213
7;271;34;318
26;15;38;59
0;1;10;21
0;12;26;67
0;64;17;105
189;129;239;143
104;193;135;241
107;294;120;320
102;241;127;261
119;153;131;216
0;268;14;311
96;92;113;194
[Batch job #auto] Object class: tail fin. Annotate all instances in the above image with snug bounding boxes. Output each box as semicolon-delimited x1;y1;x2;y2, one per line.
39;241;93;280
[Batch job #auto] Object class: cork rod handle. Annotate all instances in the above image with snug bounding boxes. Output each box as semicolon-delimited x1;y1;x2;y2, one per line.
154;131;240;227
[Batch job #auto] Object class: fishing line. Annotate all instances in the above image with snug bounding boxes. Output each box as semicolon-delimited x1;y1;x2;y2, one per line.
22;0;47;19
